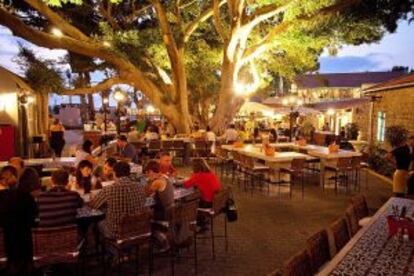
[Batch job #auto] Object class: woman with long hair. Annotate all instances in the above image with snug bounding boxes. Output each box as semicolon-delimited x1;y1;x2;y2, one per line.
71;160;93;194
49;118;65;157
75;140;97;166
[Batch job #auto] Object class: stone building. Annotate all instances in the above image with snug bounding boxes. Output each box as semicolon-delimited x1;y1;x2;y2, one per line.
292;71;406;134
355;72;414;146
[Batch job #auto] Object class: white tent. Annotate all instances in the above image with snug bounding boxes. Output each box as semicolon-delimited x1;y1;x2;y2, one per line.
238;102;276;116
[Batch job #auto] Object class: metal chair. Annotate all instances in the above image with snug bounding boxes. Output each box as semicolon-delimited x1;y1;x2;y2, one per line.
147;140;161;158
105;209;153;275
193;140;209;158
279;158;307;198
306;229;331;274
329;218;350;254
32;225;81;271
325;158;353;194
214;147;231;178
161;140;175;153
197;188;230;259
242;155;270;195
172;140;186;164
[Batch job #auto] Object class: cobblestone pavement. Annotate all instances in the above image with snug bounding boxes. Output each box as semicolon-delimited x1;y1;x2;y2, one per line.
76;167;392;276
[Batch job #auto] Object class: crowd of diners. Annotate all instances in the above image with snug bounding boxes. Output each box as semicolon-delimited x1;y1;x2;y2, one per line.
0;135;221;275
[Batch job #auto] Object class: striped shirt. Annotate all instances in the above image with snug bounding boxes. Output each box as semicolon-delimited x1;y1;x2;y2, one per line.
36;187;83;228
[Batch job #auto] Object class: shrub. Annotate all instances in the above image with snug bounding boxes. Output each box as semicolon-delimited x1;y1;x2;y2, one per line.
366;144;395;178
385;125;409;148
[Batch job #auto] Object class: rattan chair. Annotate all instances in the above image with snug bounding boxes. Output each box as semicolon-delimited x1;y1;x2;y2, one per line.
32;225;80;270
330;218;350;254
345;205;360;236
306;229;331;274
171;200;199;273
147;140;161;158
197;188;230;259
281;249;312;276
279;158;307;199
105;209;153;275
351;194;371;227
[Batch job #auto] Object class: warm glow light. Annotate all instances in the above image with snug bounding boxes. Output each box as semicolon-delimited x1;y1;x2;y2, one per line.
289;96;296;104
282;98;289;106
51;28;63;37
146;105;155;113
297;99;303;106
263;110;274;117
103;41;111;47
27;95;35;104
157;67;172;85
327;108;335;115
113;90;126;102
103;97;109;105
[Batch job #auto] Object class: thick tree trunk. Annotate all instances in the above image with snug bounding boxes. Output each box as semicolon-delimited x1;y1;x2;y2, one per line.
35;92;49;137
79;95;88;123
210;57;238;132
87;93;95;121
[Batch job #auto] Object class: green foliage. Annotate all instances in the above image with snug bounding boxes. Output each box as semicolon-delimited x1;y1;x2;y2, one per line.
367;144;395;178
385;125;409;148
16;45;64;94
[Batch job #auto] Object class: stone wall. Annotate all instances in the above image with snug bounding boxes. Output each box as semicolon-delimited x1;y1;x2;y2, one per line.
354;86;414;145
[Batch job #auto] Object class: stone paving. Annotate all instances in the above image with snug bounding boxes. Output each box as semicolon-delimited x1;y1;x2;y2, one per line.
81;167;391;276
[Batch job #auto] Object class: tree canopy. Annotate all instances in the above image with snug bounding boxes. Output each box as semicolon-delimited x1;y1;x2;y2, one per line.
1;0;413;132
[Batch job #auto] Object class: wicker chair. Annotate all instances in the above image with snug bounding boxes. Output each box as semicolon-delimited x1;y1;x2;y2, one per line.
105;209;153;275
147;140;161;158
279;158;307;199
171;200;199;273
197;188;230;259
306;229;331;274
345;205;360;236
32;225;80;270
330;218;350;253
0;229;6;269
281;249;312;276
351;194;371;227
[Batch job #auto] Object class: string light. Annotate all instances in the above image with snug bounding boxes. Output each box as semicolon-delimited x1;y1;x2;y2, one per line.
51;28;63;37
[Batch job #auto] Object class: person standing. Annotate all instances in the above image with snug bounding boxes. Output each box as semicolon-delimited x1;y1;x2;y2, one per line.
49;118;66;157
387;141;411;197
407;135;414;196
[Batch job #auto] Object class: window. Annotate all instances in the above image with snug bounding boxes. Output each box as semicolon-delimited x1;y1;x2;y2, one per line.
377;111;386;142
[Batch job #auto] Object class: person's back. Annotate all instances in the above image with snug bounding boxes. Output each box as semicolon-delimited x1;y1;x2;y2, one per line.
90;162;147;238
184;171;221;203
37;188;82;227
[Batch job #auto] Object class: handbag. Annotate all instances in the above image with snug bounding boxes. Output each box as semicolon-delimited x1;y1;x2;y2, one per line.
226;196;238;222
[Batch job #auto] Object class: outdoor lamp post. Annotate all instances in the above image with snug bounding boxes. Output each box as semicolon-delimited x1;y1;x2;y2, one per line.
102;96;109;133
113;90;127;134
282;95;303;141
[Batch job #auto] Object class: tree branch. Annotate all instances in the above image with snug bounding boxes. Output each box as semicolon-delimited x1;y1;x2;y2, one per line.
242;0;361;63
24;0;90;41
243;2;291;28
183;0;226;42
213;0;228;42
62;77;124;95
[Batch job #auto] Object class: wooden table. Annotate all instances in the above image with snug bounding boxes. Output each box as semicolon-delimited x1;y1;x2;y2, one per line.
0;157;76;169
318;197;414;276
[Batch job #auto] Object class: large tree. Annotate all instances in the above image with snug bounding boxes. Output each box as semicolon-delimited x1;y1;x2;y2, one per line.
1;0;412;132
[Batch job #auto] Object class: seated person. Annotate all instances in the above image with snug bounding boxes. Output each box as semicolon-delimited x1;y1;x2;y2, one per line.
144;160;174;252
90;161;148;239
115;135;139;164
75;140;97;166
69;160;94;194
145;160;174;221
184;158;221;229
158;152;177;177
9;157;25;176
145;125;160;141
93;157;117;189
36;170;83;227
191;126;204;139
0;165;18;190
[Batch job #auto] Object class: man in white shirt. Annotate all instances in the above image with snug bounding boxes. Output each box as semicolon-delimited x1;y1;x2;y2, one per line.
220;124;239;143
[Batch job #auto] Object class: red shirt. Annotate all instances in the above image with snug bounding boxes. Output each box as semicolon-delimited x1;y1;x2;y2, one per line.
184;172;221;203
